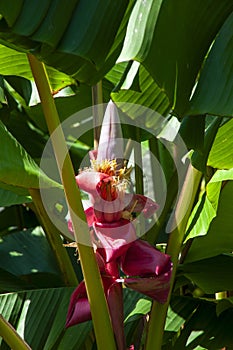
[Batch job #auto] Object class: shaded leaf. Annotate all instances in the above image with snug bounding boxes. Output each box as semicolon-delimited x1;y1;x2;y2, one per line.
0;120;62;190
0;1;130;84
180;254;233;294
0;227;63;289
119;0;233;115
172;297;233;350
188;11;233;117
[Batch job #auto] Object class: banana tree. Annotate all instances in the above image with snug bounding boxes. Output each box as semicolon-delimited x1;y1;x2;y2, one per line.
1;1;233;349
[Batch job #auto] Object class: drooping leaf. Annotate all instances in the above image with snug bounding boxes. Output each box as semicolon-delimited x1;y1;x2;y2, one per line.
0;0;130;84
188;11;233;117
119;0;233;116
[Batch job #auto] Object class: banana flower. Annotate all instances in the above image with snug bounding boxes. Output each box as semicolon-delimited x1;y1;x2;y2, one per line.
66;101;172;349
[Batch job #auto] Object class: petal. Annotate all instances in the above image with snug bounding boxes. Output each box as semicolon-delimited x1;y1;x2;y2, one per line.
125;194;159;218
84;206;96;227
68;206;95;233
97;100;124;163
65;282;91;328
124;272;171;303
107;281;126;350
94;219;137;263
76;171;109;195
120;239;172;277
89;149;97;160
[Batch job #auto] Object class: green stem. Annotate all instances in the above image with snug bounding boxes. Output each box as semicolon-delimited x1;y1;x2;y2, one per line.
29;188;78;286
0;315;32;350
145;165;202;350
27;54;117;350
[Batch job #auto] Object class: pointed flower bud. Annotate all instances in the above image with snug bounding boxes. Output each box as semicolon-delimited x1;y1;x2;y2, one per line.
97;100;124;163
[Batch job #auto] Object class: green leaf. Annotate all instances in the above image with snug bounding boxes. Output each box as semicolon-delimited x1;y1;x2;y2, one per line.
184;180;233;262
125;298;151;322
190;116;222;172
0;287;93;350
0;187;31;207
0;1;130;84
184;169;233;243
165;296;198;333
0;268;30;293
110;62;170;123
118;0;163;63
119;0;233;116
0;120;62;190
0;227;63;289
0;44;76;91
179;115;205;152
180;254;233;294
171;296;233;350
0;287;153;350
216;297;233;317
1;108;47;160
188;11;233;117
208;119;233;169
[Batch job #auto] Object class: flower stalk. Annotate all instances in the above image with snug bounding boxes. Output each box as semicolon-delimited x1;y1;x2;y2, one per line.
0;314;32;350
27;54;117;350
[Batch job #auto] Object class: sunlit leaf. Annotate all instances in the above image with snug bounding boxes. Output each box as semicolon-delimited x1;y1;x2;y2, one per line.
185;181;233;262
0;44;76;91
208;119;233;169
184;168;233;243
